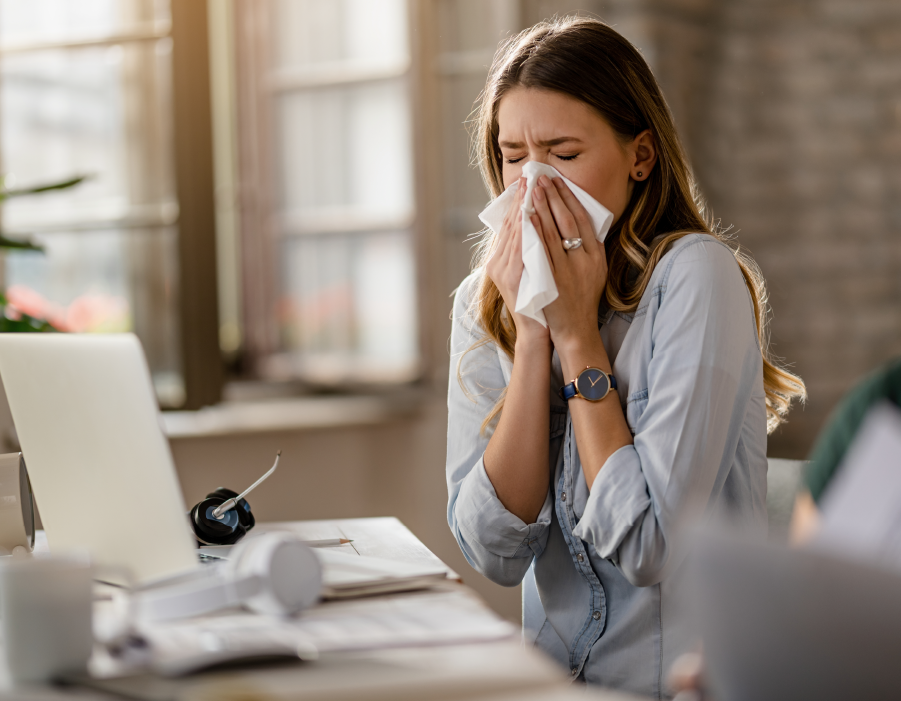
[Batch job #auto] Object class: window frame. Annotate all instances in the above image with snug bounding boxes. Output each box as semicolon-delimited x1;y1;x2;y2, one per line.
170;0;223;408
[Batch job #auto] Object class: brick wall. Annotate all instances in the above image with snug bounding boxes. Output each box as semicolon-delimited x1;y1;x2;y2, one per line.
523;0;901;457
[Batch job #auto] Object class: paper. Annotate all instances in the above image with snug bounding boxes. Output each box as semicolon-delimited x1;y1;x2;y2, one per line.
478;161;614;326
284;588;516;653
120;589;516;676
813;401;901;570
316;549;448;599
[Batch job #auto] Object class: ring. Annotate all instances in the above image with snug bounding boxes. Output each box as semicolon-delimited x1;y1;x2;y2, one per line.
562;238;583;250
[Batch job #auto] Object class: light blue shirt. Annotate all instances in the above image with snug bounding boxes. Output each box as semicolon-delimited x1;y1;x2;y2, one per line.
446;234;768;698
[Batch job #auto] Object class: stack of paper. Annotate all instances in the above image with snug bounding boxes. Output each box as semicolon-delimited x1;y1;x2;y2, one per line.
316;549;449;599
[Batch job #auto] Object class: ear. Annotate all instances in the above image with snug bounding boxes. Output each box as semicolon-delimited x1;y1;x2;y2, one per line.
629;129;657;181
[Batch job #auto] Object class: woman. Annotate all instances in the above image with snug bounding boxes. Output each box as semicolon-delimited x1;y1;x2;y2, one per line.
446;16;806;697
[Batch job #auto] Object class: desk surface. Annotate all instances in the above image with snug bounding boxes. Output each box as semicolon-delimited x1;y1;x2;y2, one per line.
4;517;644;701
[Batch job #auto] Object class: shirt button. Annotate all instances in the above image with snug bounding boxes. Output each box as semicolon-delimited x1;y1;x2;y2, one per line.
571;667;578;676
561;492;567;502
577;553;584;562
592;610;601;621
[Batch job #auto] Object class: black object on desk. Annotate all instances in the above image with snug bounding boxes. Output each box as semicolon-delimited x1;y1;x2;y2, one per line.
189;487;256;545
188;451;280;546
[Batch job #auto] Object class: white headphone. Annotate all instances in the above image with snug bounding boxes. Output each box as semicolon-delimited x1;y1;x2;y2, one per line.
136;532;323;622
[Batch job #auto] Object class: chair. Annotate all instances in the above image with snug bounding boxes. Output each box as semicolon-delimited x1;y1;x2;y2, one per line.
765;458;807;542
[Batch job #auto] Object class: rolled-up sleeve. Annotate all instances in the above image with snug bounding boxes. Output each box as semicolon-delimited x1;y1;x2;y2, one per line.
572;239;762;587
446;272;552;587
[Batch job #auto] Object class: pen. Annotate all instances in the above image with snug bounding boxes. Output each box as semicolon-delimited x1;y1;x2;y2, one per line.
303;538;353;547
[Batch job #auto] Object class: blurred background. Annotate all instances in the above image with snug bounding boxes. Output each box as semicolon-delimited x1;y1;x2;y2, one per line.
0;0;898;621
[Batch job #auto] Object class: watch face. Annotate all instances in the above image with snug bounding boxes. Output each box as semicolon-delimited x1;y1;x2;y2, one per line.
576;368;610;401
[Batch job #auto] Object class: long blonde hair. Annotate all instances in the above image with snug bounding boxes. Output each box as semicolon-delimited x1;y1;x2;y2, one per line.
463;16;805;434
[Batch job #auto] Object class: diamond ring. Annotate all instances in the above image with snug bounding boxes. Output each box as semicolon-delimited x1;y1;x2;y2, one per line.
562;238;583;250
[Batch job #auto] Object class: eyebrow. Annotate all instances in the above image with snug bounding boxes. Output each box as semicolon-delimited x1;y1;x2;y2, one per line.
498;136;584;149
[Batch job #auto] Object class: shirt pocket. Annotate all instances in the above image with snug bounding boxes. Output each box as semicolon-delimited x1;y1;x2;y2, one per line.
625;388;648;435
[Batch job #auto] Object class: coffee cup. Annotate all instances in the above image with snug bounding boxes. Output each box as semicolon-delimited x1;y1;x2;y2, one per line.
0;553;93;685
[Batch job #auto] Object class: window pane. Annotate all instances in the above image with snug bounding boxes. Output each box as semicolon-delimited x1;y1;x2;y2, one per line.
0;0;181;405
4;228;183;406
0;0;169;45
276;79;413;222
259;0;418;383
275;230;417;382
0;40;175;229
272;0;408;72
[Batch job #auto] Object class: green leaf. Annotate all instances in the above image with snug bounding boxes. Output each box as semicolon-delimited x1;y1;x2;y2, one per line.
0;175;89;201
0;314;58;333
0;233;44;252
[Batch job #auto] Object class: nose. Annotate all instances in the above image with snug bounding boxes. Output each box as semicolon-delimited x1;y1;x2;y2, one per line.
526;148;552;166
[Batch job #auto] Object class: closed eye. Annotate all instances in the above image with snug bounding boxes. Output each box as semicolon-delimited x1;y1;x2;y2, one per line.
555;154;579;161
504;156;526;164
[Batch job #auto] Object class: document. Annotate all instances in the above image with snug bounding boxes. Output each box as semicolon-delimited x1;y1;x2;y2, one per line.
112;588;516;677
285;587;517;653
316;549;449;599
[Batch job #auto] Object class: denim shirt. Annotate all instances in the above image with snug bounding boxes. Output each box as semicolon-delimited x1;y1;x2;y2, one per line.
446;234;768;698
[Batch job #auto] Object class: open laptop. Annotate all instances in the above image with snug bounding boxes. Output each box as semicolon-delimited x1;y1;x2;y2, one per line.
0;334;198;585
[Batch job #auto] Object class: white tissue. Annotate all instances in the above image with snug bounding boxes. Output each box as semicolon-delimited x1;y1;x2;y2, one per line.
478;162;614;327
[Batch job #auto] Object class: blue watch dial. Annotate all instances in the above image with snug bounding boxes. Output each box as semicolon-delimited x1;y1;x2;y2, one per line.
576;367;611;401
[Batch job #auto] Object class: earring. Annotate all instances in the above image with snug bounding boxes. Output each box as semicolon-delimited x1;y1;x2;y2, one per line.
637;171;643;178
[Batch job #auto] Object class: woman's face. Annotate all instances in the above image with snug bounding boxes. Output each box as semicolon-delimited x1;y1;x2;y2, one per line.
497;87;652;224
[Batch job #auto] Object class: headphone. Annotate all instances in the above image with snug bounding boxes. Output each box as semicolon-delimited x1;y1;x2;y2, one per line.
136;452;322;622
188;451;280;546
190;487;255;546
136;532;323;622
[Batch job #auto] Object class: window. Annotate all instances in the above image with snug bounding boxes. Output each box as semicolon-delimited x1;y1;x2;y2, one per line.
0;0;186;404
0;0;222;410
236;0;419;386
0;0;524;411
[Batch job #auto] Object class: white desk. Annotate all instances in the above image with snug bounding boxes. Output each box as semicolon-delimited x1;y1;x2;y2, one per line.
3;518;645;701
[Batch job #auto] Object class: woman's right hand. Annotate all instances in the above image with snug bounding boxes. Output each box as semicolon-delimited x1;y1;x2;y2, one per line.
485;177;551;346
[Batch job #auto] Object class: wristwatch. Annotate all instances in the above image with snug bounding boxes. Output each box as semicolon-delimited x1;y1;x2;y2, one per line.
561;366;617;402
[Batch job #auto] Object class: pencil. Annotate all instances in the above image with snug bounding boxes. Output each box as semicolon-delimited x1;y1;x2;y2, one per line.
303;538;353;547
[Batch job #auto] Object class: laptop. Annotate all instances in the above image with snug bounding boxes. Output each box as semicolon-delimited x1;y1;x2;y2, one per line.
0;333;198;585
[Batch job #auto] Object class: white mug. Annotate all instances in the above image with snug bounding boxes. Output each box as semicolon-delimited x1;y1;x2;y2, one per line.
0;452;34;555
0;554;94;685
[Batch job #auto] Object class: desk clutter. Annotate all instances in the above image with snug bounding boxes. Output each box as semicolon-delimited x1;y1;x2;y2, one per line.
0;336;571;701
2;519;525;698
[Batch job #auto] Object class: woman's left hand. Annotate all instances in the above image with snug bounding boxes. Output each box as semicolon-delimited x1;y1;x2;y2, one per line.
529;174;608;353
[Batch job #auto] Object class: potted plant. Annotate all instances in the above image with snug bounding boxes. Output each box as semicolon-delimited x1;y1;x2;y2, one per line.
0;175;86;332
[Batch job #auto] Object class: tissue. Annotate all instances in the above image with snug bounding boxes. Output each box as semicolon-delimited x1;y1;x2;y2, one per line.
478;162;613;327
